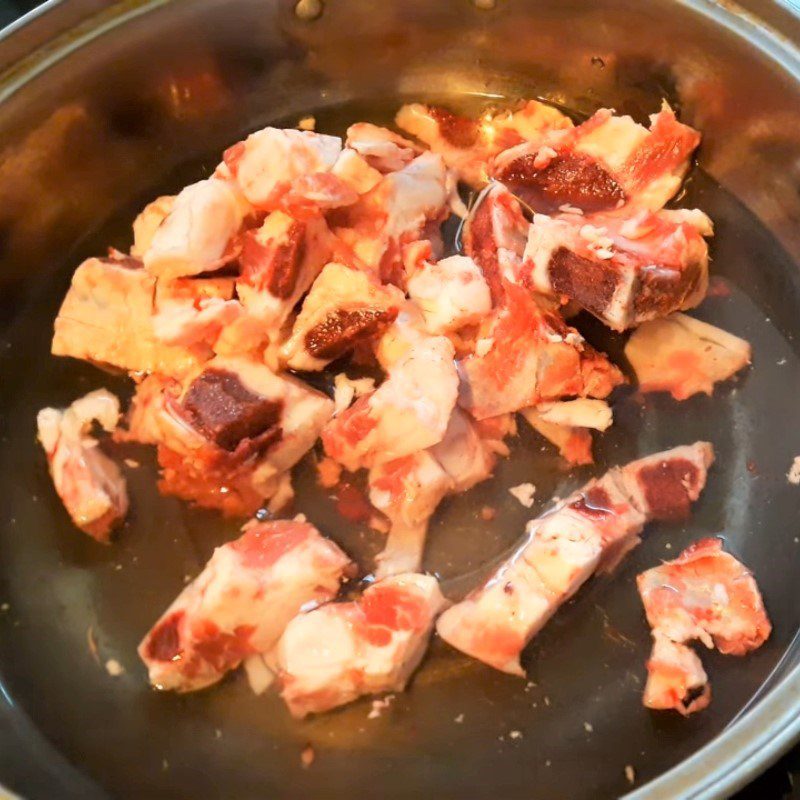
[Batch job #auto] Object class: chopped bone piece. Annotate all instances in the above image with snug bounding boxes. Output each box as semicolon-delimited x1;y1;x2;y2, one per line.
522;209;711;331
436;443;713;675
369;452;453;577
322;337;458;471
637;537;770;714
277;573;447;717
281;262;403;371
139;520;352;692
37;389;128;541
457;283;624;419
52;256;207;376
395;100;572;187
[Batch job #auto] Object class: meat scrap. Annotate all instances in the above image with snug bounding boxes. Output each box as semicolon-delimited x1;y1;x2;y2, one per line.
436;442;714;675
396;100;573;187
345;123;420;173
126;356;333;516
139;520;353;692
637;537;770;714
51;256;207;376
493;103;700;214
522;208;711;331
37;390;129;542
276;572;447;717
625;312;751;400
281;262;404;371
644;633;710;716
457;283;624;419
520;399;612;466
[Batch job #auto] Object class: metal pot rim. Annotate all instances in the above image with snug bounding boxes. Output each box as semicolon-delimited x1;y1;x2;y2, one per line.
1;2;799;799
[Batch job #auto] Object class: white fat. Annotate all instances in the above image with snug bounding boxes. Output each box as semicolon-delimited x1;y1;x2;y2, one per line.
144;179;242;279
475;337;495;357
243;653;277;695
573;115;649;172
332;149;383;195
659;208;715;237
407;255;492;335
535;399;613;431
523;214;566;294
105;659;125;677
333;374;376;415
509;483;536;508
234;128;342;207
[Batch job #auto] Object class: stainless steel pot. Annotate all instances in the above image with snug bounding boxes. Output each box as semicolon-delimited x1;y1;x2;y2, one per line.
1;2;799;798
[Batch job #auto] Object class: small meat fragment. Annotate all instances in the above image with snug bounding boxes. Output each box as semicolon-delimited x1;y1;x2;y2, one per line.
277;573;447;717
643;632;710;715
37;389;128;542
493;104;700;214
625;313;751;400
143;179;245;279
345;123;419;173
509;482;536;508
520;407;594;466
332;152;450;285
316;456;343;488
127;356;333;516
52;256;206;376
637;538;770;714
322;336;459;471
457;283;624;419
222;127;342;209
462;184;529;305
395;100;572;187
520;400;611;466
369;452;453;577
533;399;613;431
236;211;333;334
522;208;711;331
407;255;492;334
281;262;403;371
436;443;713;675
332;373;376;416
139;520;353;692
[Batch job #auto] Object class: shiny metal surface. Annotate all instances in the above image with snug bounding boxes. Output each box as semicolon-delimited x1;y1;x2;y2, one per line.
0;2;799;798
